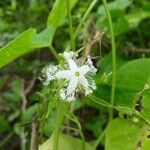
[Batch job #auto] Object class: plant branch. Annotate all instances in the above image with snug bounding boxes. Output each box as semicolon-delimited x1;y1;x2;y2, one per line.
53;102;64;150
30;117;39;150
93;128;106;150
49;45;60;62
102;0;116;121
20;79;27;150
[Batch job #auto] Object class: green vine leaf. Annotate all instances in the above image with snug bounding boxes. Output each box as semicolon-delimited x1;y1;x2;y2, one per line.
115;58;150;107
39;133;92;150
105;118;148;150
0;0;78;69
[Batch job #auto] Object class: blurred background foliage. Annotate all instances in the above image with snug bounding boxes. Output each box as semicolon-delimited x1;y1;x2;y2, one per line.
0;0;150;149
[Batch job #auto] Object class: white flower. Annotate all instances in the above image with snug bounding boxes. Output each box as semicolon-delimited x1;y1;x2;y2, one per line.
42;65;58;85
43;51;97;102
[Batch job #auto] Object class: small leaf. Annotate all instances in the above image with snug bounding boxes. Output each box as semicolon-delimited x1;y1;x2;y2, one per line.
0;115;10;133
126;10;150;28
21;104;38;124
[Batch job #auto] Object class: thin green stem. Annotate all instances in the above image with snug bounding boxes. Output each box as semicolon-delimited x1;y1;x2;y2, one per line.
90;96;150;125
93;128;106;150
53;102;64;150
102;0;116;121
71;114;85;150
61;125;80;132
62;109;85;150
74;0;98;39
65;0;98;51
89;96;115;109
66;0;75;51
49;45;59;62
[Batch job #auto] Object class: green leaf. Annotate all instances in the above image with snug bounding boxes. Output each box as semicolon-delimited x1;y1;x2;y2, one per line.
142;138;150;150
105;118;147;150
39;133;92;150
115;58;150;107
0;28;44;69
98;0;133;15
43;111;57;137
47;0;78;28
21;104;38;124
97;52;128;74
140;91;150;121
126;10;150;29
0;115;10;133
0;0;78;69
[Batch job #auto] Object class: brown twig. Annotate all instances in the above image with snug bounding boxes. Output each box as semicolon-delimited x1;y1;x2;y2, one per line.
21;79;27;112
123;42;150;56
20;73;38;150
20;79;27;150
25;70;37;95
25;78;36;95
84;30;105;57
30;117;39;150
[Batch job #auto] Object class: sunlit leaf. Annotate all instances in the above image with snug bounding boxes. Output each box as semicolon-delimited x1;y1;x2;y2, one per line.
105;118;147;150
39;133;92;150
0;0;78;69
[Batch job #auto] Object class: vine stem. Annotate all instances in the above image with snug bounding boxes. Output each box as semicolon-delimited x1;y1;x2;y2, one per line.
62;108;85;150
49;45;60;62
102;0;116;121
93;128;106;150
90;96;150;125
74;0;98;39
66;0;75;51
53;102;64;150
65;0;98;51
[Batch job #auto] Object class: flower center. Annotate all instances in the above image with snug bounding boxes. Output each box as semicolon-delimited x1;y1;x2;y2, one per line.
75;71;80;77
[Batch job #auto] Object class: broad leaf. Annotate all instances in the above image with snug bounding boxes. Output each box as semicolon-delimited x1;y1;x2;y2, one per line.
105;118;148;150
98;0;133;15
115;58;150;107
126;10;150;28
39;133;92;150
0;0;78;69
0;29;46;69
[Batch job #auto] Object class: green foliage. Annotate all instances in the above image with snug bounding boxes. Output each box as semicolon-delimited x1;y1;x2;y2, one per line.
0;115;10;133
0;0;150;149
39;133;92;150
0;0;78;69
105;118;148;150
21;104;38;124
115;58;150;107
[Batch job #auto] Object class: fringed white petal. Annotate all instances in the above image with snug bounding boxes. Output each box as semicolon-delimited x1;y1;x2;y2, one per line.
63;52;78;71
67;59;78;71
79;75;96;96
56;70;72;80
42;51;97;102
79;65;89;75
60;88;75;102
86;55;97;74
43;65;58;85
67;77;78;95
